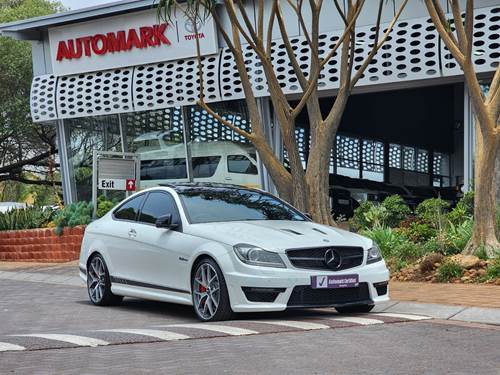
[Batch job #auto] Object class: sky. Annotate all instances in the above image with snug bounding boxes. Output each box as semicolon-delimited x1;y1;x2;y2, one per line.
61;0;116;11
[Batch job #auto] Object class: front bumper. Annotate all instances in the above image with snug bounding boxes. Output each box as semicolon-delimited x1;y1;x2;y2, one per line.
223;254;390;313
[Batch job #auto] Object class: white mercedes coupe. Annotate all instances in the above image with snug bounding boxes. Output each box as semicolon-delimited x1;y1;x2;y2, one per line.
79;183;389;321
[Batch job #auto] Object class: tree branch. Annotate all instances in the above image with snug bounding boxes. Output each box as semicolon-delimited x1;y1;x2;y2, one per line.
0;149;57;175
350;0;409;89
425;0;464;65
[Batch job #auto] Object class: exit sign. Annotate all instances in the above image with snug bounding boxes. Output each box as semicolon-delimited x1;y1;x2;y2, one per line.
98;178;126;190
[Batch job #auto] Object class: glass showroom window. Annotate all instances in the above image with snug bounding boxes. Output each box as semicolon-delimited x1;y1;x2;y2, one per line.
362;139;384;182
121;108;189;188
433;152;451;187
335;135;360;179
66;115;122;202
185;100;261;188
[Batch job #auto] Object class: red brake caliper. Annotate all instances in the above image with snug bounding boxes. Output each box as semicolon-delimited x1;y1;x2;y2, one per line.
199;284;207;306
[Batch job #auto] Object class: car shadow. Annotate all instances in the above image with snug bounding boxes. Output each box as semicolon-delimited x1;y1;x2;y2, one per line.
75;298;340;321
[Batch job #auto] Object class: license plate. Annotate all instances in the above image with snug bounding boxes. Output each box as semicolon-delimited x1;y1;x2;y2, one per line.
311;274;359;289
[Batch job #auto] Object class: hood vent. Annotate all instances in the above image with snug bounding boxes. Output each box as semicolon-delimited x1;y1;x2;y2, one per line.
280;229;303;235
312;228;328;235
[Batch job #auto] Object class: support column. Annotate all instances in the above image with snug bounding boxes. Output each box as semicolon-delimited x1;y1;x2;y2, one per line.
463;86;475;192
56;119;75;204
256;98;278;195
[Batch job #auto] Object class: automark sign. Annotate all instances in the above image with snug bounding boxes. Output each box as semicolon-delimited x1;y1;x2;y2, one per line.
49;8;218;75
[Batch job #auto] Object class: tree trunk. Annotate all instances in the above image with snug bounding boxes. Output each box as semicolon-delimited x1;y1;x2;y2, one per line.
463;124;500;257
305;128;336;226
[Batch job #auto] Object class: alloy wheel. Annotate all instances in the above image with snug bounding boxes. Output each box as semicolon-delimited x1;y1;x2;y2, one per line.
87;256;106;303
193;263;220;320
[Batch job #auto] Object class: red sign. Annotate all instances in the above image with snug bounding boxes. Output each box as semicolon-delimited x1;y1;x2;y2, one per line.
56;24;171;61
126;179;136;191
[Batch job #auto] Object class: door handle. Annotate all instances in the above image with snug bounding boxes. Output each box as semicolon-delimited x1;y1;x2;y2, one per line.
224;177;232;181
128;229;137;238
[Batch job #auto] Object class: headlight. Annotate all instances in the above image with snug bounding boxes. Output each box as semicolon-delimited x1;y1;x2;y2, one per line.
233;243;286;268
367;243;383;264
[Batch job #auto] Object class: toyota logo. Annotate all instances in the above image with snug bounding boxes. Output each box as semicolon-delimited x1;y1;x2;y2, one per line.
324;249;342;269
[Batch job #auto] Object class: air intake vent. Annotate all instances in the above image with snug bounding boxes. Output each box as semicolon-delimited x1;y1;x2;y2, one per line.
312;228;328;235
281;229;303;235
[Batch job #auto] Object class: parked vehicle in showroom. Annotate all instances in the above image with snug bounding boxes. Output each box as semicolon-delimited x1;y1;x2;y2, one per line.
134;132;261;189
79;183;389;321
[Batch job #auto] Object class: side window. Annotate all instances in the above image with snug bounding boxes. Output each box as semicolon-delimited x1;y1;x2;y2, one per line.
140;158;187;181
192;156;221;178
138;192;179;225
227;155;258;175
113;194;145;221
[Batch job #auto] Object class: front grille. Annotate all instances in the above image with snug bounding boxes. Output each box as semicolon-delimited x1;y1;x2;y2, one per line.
286;246;364;271
287;283;370;308
242;287;285;303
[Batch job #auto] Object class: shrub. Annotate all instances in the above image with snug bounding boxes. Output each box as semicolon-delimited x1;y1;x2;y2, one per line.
360;227;426;261
96;196;118;218
397;221;436;243
486;258;500;280
447;192;474;225
416;198;450;229
445;218;473;254
392;241;428;262
54;201;92;235
350;201;375;231
381;195;411;228
0;206;55;231
436;261;463;282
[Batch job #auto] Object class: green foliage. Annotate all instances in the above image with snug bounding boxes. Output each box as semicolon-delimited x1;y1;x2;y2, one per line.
350;201;375;231
445;218;473;254
416;198;450;229
397;221;436;243
381;195;411;227
448;191;474;225
361;227;407;258
436;261;464;282
0;206;54;230
361;227;425;261
351;196;411;231
53;202;92;235
0;0;63;201
96;196;118;218
485;258;500;280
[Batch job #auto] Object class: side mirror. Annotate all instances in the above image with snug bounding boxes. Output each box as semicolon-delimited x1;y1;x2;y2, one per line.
155;214;177;229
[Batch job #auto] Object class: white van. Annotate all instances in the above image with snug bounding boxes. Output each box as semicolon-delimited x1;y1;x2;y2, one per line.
135;133;261;189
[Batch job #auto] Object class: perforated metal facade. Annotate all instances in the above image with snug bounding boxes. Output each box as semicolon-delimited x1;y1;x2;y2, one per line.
29;5;499;123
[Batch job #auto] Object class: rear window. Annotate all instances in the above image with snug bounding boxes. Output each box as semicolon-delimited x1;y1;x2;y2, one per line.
227;155;258;175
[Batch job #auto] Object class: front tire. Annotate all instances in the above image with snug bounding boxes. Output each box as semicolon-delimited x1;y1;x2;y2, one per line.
87;254;123;306
335;304;374;314
192;258;233;322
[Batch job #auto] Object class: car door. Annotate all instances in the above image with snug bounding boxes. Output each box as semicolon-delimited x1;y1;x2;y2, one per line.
106;193;146;282
133;191;192;293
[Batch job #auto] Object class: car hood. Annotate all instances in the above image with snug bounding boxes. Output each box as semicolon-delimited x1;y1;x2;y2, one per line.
184;220;372;252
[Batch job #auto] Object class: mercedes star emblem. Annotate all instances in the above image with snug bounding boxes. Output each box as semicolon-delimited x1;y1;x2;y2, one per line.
324;248;342;269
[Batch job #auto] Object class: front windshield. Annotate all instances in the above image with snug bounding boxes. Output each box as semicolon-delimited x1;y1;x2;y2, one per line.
178;187;307;224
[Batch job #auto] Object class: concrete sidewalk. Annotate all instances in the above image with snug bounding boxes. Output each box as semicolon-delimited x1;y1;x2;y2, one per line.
390;281;500;308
